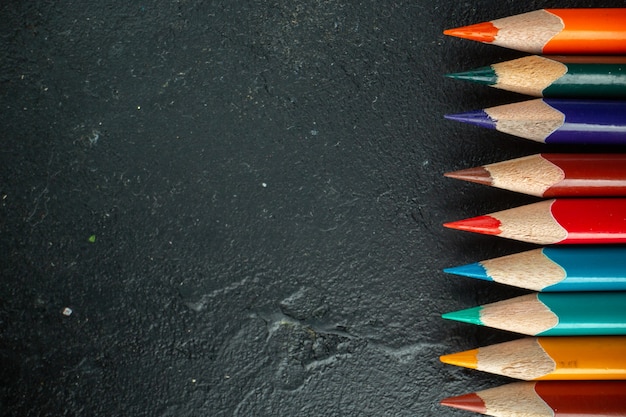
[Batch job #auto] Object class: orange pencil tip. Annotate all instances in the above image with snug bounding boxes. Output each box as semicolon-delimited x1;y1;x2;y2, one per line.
440;392;486;414
443;215;501;235
443;22;498;43
440;349;479;369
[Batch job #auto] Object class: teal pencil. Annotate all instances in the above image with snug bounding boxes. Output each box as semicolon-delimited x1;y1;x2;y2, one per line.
442;292;626;336
446;55;626;98
444;247;626;292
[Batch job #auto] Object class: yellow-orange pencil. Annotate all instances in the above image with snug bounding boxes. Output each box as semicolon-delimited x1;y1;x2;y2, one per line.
440;336;626;380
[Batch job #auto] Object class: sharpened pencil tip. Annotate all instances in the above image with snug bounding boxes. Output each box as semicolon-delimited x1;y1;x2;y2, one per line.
444;166;493;186
444;110;496;130
443;215;501;236
444;263;492;281
442;306;484;326
440;348;479;369
445;66;497;86
440;393;487;413
443;22;498;43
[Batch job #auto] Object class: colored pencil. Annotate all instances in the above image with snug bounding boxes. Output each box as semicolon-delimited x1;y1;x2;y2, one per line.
439;336;626;380
444;154;626;197
442;292;626;336
440;381;626;417
443;198;626;245
443;9;626;55
444;99;626;145
444;246;626;292
446;55;626;98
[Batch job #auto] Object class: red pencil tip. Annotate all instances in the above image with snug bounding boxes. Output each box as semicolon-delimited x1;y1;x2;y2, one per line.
444;166;492;186
444;22;498;43
443;215;501;235
440;393;487;413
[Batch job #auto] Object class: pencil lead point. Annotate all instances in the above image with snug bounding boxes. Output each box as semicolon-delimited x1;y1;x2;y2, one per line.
443;22;498;43
444;110;496;130
440;348;479;369
443;215;501;236
446;66;497;86
444;263;492;281
440;393;487;413
442;307;484;326
444;166;493;186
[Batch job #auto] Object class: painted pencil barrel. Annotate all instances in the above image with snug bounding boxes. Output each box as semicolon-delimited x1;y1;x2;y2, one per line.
441;381;626;417
544;9;626;54
444;247;626;292
545;99;626;144
442;292;626;336
546;62;626;98
445;99;626;145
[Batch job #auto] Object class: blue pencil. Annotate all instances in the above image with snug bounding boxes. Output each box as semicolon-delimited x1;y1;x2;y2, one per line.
444;247;626;292
444;99;626;145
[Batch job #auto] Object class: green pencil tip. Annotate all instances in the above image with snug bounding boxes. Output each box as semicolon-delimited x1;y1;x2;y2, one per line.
445;66;497;86
442;306;483;326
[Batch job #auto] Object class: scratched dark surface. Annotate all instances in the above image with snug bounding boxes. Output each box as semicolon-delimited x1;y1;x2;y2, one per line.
1;1;623;416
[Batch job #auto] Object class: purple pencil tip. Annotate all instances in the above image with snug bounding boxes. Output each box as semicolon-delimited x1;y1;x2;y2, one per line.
444;110;496;130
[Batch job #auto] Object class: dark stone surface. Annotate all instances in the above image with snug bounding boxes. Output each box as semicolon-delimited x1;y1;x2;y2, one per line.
1;1;622;416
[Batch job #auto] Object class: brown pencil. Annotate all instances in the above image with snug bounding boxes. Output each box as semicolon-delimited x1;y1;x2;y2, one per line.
445;154;626;197
441;381;626;416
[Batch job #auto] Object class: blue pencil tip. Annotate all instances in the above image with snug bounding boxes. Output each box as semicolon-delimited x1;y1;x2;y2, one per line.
444;110;496;130
444;263;492;281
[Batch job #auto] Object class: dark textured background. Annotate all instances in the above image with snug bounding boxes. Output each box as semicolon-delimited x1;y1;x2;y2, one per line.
1;1;623;416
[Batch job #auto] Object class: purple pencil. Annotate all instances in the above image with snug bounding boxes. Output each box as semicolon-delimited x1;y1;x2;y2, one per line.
445;99;626;145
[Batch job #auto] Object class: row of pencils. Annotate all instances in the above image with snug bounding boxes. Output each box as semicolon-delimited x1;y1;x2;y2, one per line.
438;8;626;417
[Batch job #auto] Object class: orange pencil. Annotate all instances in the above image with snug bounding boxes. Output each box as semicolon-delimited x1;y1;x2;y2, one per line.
440;336;626;380
444;9;626;54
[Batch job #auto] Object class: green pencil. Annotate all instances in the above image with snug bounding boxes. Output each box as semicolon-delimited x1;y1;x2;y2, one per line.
442;292;626;336
446;55;626;98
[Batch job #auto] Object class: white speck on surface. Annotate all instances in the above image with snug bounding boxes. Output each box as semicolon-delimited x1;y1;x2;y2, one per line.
261;182;267;188
88;130;100;146
62;307;73;316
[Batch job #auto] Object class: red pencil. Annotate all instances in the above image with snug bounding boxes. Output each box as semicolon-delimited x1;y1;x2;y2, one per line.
441;381;626;416
444;198;626;245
